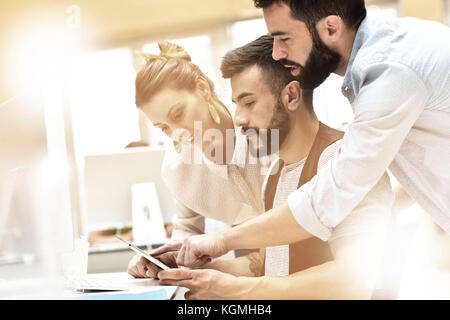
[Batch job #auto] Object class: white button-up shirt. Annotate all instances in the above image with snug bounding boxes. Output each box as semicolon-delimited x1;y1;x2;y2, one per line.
288;15;450;240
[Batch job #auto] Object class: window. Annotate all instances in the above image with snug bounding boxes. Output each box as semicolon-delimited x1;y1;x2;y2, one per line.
313;74;354;130
367;3;399;19
142;35;215;81
67;48;140;158
230;18;267;48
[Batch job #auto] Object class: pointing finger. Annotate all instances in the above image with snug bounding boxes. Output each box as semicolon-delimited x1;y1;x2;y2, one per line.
150;241;182;256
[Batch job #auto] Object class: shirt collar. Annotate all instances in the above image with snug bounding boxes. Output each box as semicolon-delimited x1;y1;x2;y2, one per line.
342;15;371;100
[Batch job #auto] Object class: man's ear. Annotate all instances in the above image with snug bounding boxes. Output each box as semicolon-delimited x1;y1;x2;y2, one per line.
196;76;212;101
316;15;344;46
282;81;302;112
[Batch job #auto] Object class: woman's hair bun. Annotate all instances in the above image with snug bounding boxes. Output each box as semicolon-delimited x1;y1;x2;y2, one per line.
138;41;191;63
159;41;191;61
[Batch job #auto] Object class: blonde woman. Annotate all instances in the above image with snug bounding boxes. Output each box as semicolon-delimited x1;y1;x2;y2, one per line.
127;42;270;278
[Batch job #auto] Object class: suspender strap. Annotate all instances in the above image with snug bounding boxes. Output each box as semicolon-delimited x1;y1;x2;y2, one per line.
262;122;344;274
289;122;344;274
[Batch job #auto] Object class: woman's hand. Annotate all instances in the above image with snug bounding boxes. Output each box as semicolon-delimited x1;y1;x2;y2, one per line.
127;241;181;278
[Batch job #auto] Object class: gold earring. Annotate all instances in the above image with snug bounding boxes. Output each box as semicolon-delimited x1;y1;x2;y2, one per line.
208;102;221;125
173;140;181;153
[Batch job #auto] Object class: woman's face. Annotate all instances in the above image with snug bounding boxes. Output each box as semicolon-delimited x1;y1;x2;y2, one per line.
141;87;221;147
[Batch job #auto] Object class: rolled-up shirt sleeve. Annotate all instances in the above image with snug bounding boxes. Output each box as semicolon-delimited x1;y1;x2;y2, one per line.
288;62;428;241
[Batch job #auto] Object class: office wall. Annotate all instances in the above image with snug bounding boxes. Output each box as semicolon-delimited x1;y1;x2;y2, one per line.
447;0;450;25
0;0;65;103
399;0;446;23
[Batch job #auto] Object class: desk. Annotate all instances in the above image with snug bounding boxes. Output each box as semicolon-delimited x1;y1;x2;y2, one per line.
65;272;178;300
0;269;178;300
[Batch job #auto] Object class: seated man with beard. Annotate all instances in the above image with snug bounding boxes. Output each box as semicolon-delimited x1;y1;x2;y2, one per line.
156;35;394;299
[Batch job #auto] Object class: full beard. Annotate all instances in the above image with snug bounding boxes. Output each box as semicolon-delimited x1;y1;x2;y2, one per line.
283;28;342;90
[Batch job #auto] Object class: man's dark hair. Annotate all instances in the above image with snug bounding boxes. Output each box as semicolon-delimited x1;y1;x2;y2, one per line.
254;0;366;31
221;35;313;108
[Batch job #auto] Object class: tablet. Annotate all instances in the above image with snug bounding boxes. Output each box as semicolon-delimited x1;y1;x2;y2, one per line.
115;235;170;270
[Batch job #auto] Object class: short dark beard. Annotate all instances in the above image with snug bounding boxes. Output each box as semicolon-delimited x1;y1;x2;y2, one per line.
297;27;341;90
268;97;290;148
243;97;290;157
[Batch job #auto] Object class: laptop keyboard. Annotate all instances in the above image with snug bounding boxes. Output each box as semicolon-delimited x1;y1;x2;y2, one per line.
65;275;129;292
